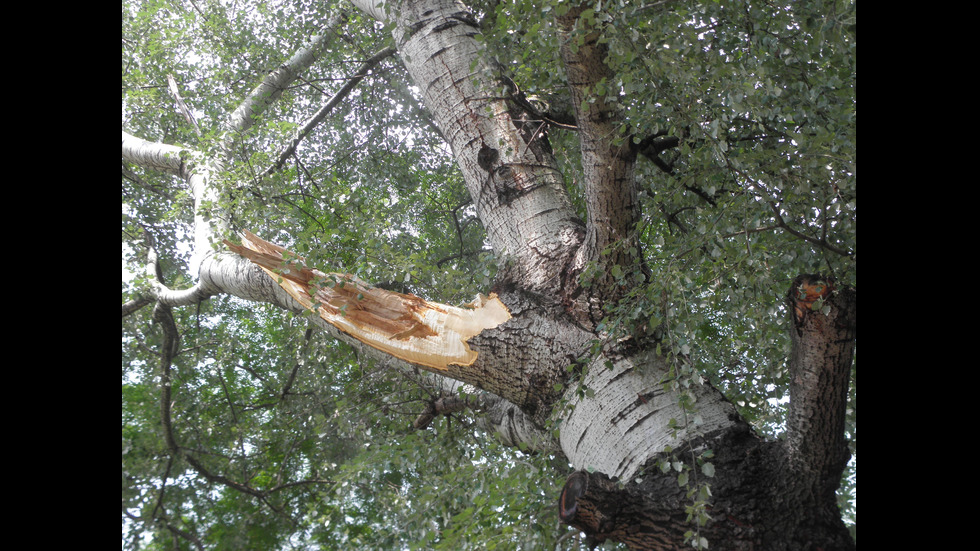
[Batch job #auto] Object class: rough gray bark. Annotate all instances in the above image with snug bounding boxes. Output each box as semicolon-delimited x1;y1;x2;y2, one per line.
557;4;644;320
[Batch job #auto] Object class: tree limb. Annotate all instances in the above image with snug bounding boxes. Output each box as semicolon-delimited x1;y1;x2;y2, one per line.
557;3;644;312
223;12;346;139
785;275;856;496
122;295;155;317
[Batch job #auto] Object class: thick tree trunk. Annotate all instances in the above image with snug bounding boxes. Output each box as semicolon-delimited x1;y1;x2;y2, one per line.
559;344;741;482
384;0;586;299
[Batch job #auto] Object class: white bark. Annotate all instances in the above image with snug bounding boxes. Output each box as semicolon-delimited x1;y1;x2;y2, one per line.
121;131;218;275
121;131;188;175
351;0;388;21
559;348;739;481
223;13;344;140
359;0;585;295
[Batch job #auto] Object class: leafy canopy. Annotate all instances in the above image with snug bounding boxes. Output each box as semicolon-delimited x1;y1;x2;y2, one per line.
123;0;854;548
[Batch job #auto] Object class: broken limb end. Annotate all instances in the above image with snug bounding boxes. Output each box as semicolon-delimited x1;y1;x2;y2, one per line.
788;274;836;323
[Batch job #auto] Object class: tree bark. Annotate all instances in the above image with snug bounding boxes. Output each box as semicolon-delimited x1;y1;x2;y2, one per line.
557;3;645;318
557;278;856;550
348;3;855;549
380;0;586;300
124;1;857;548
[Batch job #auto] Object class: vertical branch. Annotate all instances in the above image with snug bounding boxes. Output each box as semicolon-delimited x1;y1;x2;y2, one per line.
785;275;856;496
556;4;642;314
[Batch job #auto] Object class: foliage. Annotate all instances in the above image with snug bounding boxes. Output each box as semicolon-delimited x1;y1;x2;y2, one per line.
124;0;854;548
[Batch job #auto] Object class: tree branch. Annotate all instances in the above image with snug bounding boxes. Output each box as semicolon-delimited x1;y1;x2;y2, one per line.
267;46;397;175
223;12;346;139
769;202;854;257
167;74;202;137
557;3;643;311
121;131;191;176
122;295;155;317
785;275;855;497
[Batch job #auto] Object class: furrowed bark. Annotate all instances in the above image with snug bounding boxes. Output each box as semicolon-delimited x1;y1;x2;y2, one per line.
558;276;856;550
786;275;855;484
780;275;856;547
557;4;643;316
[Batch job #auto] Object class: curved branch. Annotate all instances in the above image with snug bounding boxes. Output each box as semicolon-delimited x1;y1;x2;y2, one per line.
354;0;585;298
141;229;223;307
152;275;331;517
224;12;346;138
122;295;155;317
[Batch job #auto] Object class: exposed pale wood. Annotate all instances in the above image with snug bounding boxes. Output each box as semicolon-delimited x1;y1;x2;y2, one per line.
224;231;511;370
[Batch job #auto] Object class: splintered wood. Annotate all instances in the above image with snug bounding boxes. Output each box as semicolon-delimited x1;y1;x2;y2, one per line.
224;231;511;370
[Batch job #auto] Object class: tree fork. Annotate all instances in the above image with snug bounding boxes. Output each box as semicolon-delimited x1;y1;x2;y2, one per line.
558;424;770;551
558;275;856;550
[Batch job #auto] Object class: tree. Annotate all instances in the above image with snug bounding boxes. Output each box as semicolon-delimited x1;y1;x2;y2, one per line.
122;0;855;549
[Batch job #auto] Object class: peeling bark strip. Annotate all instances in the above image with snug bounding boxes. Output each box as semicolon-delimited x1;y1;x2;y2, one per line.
225;231;511;370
